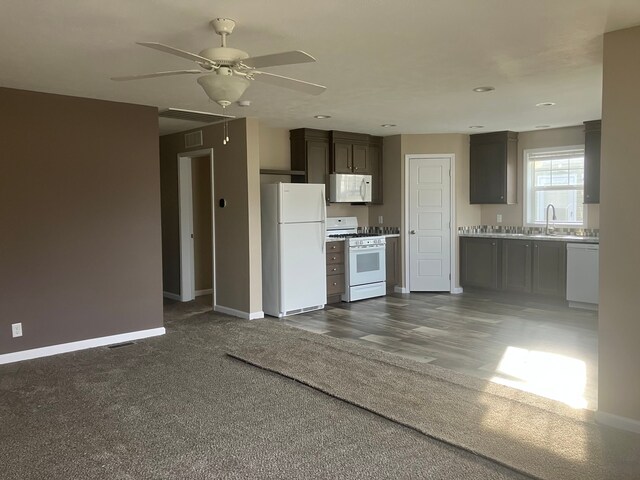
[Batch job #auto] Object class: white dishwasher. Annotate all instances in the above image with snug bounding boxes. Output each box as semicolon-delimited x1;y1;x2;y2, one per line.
566;243;599;309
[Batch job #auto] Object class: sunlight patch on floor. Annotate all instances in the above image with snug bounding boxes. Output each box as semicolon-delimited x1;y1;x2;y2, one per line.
490;346;588;409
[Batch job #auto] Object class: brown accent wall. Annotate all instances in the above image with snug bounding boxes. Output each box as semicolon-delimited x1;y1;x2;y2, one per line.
159;118;262;314
0;87;163;355
598;25;640;422
191;156;213;291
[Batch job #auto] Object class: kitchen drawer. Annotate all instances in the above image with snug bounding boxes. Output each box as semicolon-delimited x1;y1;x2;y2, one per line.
326;241;345;253
327;274;345;295
326;252;344;265
327;264;345;275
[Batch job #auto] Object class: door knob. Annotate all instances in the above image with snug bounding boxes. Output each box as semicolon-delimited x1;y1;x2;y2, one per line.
410;230;416;234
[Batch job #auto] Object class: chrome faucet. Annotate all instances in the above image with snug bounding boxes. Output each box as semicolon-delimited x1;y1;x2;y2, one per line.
545;204;557;235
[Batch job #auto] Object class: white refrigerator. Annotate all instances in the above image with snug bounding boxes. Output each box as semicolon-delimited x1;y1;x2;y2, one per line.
261;183;327;317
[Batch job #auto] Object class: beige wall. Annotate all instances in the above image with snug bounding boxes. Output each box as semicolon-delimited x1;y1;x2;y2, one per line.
0;87;163;355
598;25;640;423
480;126;600;228
159;118;262;315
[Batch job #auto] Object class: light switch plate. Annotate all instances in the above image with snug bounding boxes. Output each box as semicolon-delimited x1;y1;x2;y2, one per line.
12;323;22;338
497;214;503;223
378;215;383;224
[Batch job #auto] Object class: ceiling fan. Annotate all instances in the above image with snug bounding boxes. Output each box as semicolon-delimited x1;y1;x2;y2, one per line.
112;18;326;108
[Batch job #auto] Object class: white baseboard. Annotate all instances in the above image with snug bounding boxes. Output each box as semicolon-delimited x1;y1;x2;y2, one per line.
394;286;409;294
0;327;166;365
451;287;464;294
195;289;213;297
214;304;264;320
596;410;640;434
163;291;181;301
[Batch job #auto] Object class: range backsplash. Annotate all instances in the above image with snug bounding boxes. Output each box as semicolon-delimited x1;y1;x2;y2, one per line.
458;225;599;237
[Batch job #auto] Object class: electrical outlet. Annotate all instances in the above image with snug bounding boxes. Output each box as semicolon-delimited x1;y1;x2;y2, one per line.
497;214;503;223
12;323;22;338
378;215;384;224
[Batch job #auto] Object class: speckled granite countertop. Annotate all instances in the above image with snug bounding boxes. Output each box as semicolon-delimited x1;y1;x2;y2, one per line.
459;232;599;244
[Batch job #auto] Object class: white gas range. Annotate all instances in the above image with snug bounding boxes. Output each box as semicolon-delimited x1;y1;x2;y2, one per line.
326;217;386;302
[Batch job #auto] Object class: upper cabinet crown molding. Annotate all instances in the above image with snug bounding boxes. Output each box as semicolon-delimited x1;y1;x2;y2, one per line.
583;120;601;204
469;131;518;204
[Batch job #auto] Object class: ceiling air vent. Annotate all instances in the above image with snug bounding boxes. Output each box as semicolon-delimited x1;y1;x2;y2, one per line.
184;130;203;148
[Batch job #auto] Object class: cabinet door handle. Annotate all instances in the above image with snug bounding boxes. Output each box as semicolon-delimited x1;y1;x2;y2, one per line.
491;242;496;246
525;244;529;247
332;282;337;286
332;256;337;260
332;268;337;272
500;195;504;200
331;245;337;249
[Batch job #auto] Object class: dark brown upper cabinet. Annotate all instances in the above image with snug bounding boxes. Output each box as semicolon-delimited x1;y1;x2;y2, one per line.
470;131;518;204
331;131;371;174
291;128;383;204
368;139;383;204
583;120;601;204
290;128;330;191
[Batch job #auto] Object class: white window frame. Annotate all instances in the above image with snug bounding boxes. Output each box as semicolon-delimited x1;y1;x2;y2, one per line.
523;145;587;228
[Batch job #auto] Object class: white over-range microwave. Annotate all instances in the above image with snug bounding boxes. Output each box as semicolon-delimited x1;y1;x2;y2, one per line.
329;174;372;203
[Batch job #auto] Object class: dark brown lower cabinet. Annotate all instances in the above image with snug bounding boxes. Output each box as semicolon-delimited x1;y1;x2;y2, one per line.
502;240;532;293
385;237;399;292
460;237;568;299
326;241;345;303
532;241;567;297
460;237;500;290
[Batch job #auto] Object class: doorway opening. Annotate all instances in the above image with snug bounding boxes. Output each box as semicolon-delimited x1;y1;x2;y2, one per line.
177;149;216;304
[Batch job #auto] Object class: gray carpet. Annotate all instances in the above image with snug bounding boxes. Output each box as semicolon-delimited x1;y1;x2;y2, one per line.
1;300;531;479
228;320;640;480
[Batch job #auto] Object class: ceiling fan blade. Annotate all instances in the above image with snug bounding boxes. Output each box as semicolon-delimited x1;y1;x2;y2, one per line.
242;50;316;69
137;42;216;66
251;71;326;95
111;70;203;81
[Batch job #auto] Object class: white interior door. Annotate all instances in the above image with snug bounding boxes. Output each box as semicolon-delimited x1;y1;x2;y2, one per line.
408;156;451;291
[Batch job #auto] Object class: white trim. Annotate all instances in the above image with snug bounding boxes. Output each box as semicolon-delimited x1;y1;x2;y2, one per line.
451;287;463;294
0;328;166;365
394;286;409;294
596;410;640;434
195;289;213;297
177;149;216;305
214;304;264;320
163;291;181;301
403;154;456;293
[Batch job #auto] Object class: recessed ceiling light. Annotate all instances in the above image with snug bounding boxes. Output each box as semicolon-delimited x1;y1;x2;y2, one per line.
535;125;551;129
473;86;495;92
469;125;485;129
381;124;397;128
314;115;331;119
536;102;556;107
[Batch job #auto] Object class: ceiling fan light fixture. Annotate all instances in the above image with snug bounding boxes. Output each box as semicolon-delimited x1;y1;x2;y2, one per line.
197;73;251;107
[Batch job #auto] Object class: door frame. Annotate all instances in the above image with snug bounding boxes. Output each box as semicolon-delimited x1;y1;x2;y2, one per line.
177;148;216;304
403;154;458;293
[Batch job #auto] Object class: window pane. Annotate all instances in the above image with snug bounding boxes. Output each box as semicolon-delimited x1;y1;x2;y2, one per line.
527;147;585;226
532;189;584;224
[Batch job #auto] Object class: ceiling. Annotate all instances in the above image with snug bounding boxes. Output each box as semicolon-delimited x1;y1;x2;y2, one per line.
2;1;640;136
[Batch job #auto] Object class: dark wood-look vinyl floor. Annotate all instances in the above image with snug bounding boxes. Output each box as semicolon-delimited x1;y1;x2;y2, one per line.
284;290;598;410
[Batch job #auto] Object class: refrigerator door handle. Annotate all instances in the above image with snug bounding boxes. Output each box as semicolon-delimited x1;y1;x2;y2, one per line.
321;189;326;253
